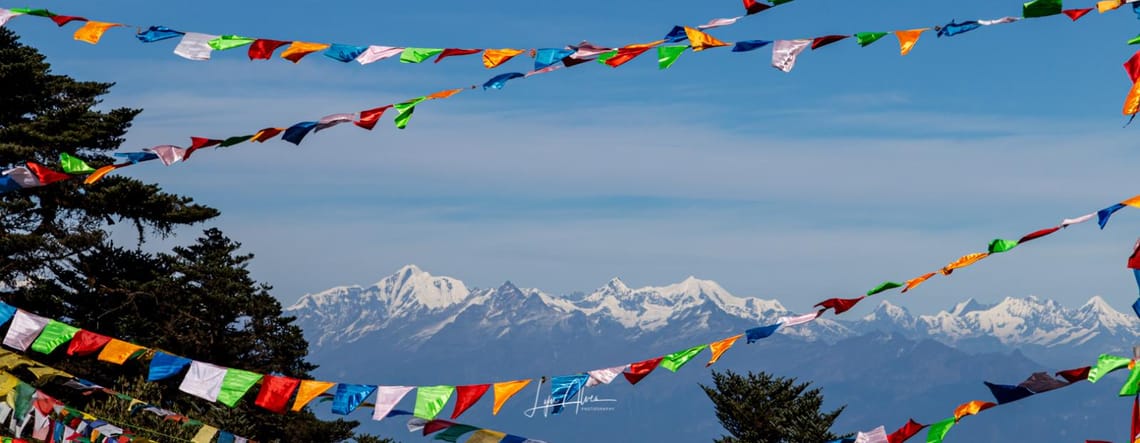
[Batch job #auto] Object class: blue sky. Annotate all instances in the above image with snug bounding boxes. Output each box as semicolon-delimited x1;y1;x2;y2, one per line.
6;0;1140;315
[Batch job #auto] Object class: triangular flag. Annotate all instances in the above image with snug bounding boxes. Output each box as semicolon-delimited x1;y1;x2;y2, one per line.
324;44;367;62
886;419;926;443
136;26;184;43
661;344;708;372
414;385;455;419
450;384;490;419
208;35;255;51
492;380;530;415
280;42;330;63
435;48;482;63
372;386;415;421
866;281;903;296
855;32;888;47
427;88;464;99
1120;366;1140;396
624;357;665;385
732;40;771;52
148;145;187;166
535;49;574;70
987;239;1019;253
1098;203;1127;229
356;45;404;65
217;369;263;407
251;127;284;142
550;375;589;415
59;153;95;174
66;330;110;356
3;311;49;351
355;106;392;130
400;48;445;63
698;17;743;29
1018;226;1060;243
291;380;336;411
51;16;87;27
1063;8;1094;20
25;162;69;185
587;365;627;387
1097;0;1124;13
1023;0;1063;17
707;334;743;366
811;35;849;50
73;21;120;45
331;383;377;415
482;48;525;68
684;27;729;51
658;45;687;69
925;418;956;443
895;29;925;56
984;381;1034;404
604;44;658;68
483;72;525;90
282;122;318;145
743;0;771;14
814;296;866;314
940;252;988;275
952;400;995;421
746;323;781;343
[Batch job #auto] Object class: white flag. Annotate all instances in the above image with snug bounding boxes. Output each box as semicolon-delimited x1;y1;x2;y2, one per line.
356;46;404;65
372;386;415;421
698;17;743;30
1061;212;1096;227
587;365;628;387
178;361;227;402
0;9;20;28
978;16;1020;25
3;311;49;351
776;312;819;327
147;145;187;166
315;113;356;132
855;426;888;443
3;167;40;188
772;39;811;73
173;32;217;61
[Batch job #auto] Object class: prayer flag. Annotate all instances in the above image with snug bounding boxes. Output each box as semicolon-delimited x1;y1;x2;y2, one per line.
886;419;925;443
217;369;263;407
148;352;191;381
984;382;1034;404
192;425;218;443
281;42;330;63
208;35;255;51
59;153;95;174
137;26;183;43
746;324;781;343
815;296;866;315
925;418;956;443
436;48;482;63
987;239;1019;253
291;380;336;412
148;145;187;166
174;33;217;61
855;426;888;443
179;361;227;402
811;35;849;50
282;121;318;145
324;44;367;62
867;281;903;296
952;400;995;421
468;430;507;443
937;21;980;37
605;43;659;67
1089;354;1131;382
940;252;988;275
372;386;414;421
0;303;14;325
356;106;392;130
394;98;423;129
777;312;820;326
707;335;743;366
1098;203;1126;229
66;330;110;356
1056;366;1091;382
1019;226;1060;243
483;72;525;90
248;39;289;60
587;365;627;387
0;9;21;27
356;45;404;65
856;32;888;47
1024;0;1063;17
414;385;455;419
401;48;445;63
254;375;300;414
733;40;771;52
1126;80;1140;115
492;379;530;415
3;311;49;351
895;29;925;56
251;127;284;142
1123;194;1140;207
73;21;120;44
51;16;87;27
96;339;145;364
25;162;69;185
772;39;811;72
535;49;574;70
661;344;708;372
549;375;588;414
658;45;687;69
1063;8;1094;20
699;17;743;29
624;356;665;385
684;27;730;51
1018;372;1069;393
450;384;490;419
1120;366;1140;396
29;321;78;355
743;0;771;14
331;383;376;415
1098;0;1124;12
314;113;355;132
427;88;463;99
435;424;480;442
483;48;525;68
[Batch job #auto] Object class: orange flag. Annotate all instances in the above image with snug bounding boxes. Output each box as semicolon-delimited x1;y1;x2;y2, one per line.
280;42;331;63
83;165;121;185
706;334;743;367
492;379;531;415
895;29;926;56
605;40;665;67
1122;194;1140;208
73;21;121;45
953;400;995;421
902;272;937;293
1125;80;1140;115
482;49;525;68
427;88;464;100
291;380;336;412
941;252;989;275
1097;0;1124;12
251;127;284;142
683;26;730;51
96;339;146;364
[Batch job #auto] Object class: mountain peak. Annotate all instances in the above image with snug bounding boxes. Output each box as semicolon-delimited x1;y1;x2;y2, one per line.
950;298;989;316
605;277;630;293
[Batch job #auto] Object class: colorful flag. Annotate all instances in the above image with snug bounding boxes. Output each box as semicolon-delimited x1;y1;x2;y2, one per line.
587;365;628;386
1098;203;1127;229
984;382;1034;404
73;21;120;44
96;339;144;364
208;35;255;51
492;379;530;415
28;321;78;355
148;145;187;166
987;239;1019;254
248;39;289;60
281;42;330;63
624;356;665;385
483;49;525;68
450;384;490;419
867;281;903;296
137;26;184;43
1023;0;1063;17
549;375;589;414
886;419;926;443
661;344;708;372
684;26;730;51
856;32;888;47
937;20;980;37
148;352;191;381
59;153;95;174
925;418;956;443
746;323;781;343
436;48;482;63
1018;226;1061;243
940;252;988;275
355;106;392;130
1088;354;1131;382
282;121;318;145
401;48;445;63
815;296;866;314
331;383;377;415
324;44;367;63
707;335;743;366
414;385;455;419
698;17;743;29
733;40;772;52
658;45;687;69
217;369;263;407
291;380;336;412
895;29;925;56
952;400;995;421
372;386;415;421
1063;8;1095;20
66;330;110;356
811;35;849;50
483;72;525;90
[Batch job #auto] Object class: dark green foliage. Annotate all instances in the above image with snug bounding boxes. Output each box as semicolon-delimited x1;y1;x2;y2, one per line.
701;370;848;443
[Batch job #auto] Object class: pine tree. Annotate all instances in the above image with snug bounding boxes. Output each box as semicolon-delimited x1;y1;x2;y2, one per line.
701;370;848;443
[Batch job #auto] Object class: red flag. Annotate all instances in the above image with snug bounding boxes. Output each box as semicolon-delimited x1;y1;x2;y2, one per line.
186;137;222;160
254;375;301;414
450;384;490;419
743;0;771;14
814;296;865;315
1018;226;1060;244
248;39;290;60
623;356;665;385
1063;8;1094;21
251;127;285;142
811;35;849;50
887;419;927;443
66;330;112;356
50;16;87;27
605;46;654;68
422;420;456;436
355;105;393;130
435;48;482;63
1056;366;1091;383
25;162;70;185
1126;50;1140;83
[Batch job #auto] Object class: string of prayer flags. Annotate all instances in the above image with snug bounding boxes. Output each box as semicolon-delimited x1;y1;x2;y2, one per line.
331;383;377;415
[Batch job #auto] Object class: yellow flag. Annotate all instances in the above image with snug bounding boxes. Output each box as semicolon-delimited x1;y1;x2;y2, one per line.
27;365;71;381
0;373;19;397
1122;194;1140;208
706;334;743;367
73;21;121;45
940;252;989;275
895;29;926;56
902;272;937;293
492;379;531;415
1124;80;1140;115
291;380;336;412
1098;0;1124;12
953;400;995;421
482;48;525;69
467;429;508;443
683;26;730;51
191;425;218;443
96;339;146;364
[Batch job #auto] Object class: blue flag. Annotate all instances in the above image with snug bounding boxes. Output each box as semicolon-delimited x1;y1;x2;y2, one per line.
483;73;525;90
535;49;574;70
282;121;318;145
136;26;184;43
937;20;981;37
114;152;159;164
148;352;191;381
550;374;589;415
732;40;772;52
983;382;1034;404
664;26;688;43
746;323;781;343
324;44;367;62
1097;203;1126;229
331;383;377;415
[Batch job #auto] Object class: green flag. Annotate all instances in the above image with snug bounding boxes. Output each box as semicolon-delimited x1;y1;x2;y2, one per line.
29;320;79;355
926;417;956;443
12;382;35;419
661;344;708;372
1119;366;1140;396
866;281;903;296
596;50;618;65
400;48;444;63
1089;354;1131;383
217;369;263;407
60;153;96;174
414;385;455;419
219;134;254;147
1022;0;1062;18
208;35;256;51
10;8;53;17
855;32;888;47
657;45;687;70
393;98;425;129
1129;34;1140;45
434;424;480;442
987;239;1019;254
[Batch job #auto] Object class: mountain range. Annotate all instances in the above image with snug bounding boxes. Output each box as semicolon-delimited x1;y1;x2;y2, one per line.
287;265;1140;443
